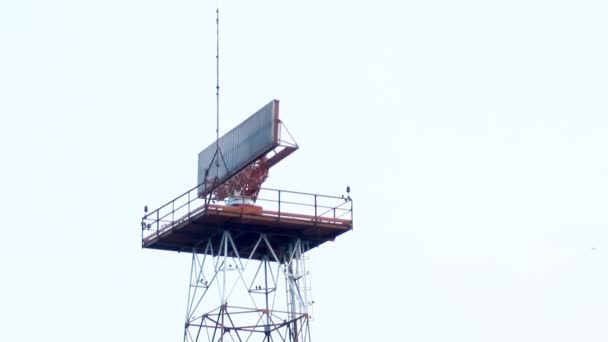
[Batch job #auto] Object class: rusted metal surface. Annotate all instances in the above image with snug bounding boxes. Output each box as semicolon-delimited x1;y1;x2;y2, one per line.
212;144;297;201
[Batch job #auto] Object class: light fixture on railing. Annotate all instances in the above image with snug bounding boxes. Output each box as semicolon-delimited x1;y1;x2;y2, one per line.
344;186;351;202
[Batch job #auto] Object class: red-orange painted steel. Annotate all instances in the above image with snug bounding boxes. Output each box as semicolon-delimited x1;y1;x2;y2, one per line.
142;204;352;260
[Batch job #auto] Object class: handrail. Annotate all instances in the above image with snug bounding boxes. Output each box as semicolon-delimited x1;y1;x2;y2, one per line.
255;197;350;211
141;185;353;245
260;187;346;200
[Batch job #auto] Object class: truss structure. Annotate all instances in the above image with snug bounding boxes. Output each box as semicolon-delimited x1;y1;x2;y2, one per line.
184;231;313;342
211;120;298;202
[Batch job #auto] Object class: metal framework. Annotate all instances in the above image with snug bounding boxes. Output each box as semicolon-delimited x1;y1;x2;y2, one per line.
142;187;352;342
211;119;298;202
184;232;312;342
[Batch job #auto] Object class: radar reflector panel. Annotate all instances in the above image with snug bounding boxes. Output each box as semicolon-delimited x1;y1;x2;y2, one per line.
197;99;298;200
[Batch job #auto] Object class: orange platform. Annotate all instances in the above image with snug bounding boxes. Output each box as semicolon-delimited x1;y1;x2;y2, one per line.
142;204;352;260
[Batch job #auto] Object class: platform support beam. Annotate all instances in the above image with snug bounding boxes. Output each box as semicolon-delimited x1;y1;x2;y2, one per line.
183;231;312;342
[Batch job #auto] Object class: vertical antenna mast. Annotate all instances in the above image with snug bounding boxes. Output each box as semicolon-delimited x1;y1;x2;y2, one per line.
215;3;220;171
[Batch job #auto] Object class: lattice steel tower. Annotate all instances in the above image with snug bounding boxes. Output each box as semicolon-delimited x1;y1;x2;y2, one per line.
141;100;353;342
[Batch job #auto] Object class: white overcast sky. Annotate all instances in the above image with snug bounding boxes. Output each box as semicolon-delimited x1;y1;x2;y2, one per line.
1;0;607;341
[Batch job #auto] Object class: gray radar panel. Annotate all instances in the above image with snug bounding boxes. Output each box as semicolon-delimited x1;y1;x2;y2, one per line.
197;100;279;197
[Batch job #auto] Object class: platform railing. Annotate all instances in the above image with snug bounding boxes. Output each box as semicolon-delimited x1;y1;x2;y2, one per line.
141;185;353;245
